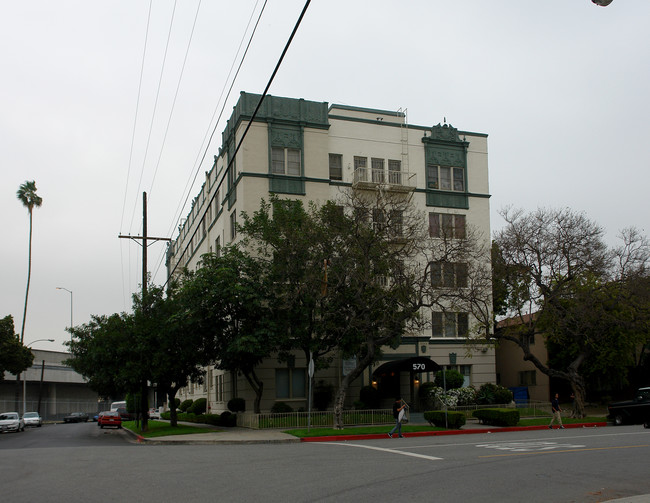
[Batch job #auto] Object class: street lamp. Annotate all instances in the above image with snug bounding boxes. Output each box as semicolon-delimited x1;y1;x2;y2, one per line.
56;287;73;337
23;339;55;416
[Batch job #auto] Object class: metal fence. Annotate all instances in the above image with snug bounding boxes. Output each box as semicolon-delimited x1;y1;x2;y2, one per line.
0;399;108;422
238;408;394;430
447;400;552;419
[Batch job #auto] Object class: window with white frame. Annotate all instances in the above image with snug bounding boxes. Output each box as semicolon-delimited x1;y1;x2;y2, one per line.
426;165;464;192
371;158;385;183
432;311;469;337
272;147;301;176
354;156;368;181
388;159;402;184
275;368;306;399
429;213;466;239
329;153;343;181
215;373;224;402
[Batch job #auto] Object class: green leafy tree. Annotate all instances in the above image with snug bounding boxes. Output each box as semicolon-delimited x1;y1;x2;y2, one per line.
178;246;275;413
237;197;350;409
0;315;34;379
494;208;650;417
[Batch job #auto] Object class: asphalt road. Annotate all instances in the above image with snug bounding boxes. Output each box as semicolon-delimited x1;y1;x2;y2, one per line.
2;422;649;502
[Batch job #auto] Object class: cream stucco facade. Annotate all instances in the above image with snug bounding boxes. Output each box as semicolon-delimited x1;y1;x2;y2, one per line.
166;92;495;413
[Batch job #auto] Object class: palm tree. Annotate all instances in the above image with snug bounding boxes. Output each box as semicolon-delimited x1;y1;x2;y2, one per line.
16;180;43;343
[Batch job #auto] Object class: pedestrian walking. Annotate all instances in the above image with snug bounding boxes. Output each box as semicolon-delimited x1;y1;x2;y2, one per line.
549;393;564;429
388;396;407;438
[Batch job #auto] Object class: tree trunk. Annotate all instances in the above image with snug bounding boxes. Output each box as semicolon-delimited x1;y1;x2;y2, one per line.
243;370;264;413
167;388;178;427
333;351;375;430
567;369;587;419
20;210;33;344
140;381;149;431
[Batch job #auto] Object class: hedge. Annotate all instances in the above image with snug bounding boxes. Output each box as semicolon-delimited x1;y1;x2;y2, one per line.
159;411;236;427
423;410;466;429
472;408;520;427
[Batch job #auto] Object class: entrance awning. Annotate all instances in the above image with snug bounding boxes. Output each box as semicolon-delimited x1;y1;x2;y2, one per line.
372;356;441;377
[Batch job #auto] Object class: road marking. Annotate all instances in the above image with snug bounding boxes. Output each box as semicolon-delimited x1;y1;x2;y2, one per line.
320;442;442;461
401;430;650;451
478;444;650;458
476;441;585;452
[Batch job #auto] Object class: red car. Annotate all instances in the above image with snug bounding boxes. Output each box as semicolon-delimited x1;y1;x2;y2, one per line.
97;411;122;429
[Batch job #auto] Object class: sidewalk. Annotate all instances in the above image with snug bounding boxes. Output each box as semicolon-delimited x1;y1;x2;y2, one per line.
124;418;608;445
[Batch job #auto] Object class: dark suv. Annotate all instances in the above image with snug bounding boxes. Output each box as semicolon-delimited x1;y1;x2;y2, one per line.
607;387;650;426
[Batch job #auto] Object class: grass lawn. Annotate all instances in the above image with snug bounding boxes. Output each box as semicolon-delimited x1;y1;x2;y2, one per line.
284;425;445;438
122;420;221;438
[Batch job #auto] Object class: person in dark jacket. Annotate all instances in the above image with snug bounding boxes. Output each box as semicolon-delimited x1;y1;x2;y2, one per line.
388;396;407;438
549;393;565;429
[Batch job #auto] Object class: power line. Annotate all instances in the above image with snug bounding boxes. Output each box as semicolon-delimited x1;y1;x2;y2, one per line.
163;0;312;287
152;0;269;282
120;0;153;310
147;0;203;207
128;0;179;234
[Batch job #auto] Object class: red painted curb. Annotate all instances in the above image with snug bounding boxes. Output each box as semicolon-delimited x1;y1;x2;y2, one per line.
299;422;608;442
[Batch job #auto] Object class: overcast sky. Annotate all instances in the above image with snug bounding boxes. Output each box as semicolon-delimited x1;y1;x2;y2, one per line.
2;0;647;352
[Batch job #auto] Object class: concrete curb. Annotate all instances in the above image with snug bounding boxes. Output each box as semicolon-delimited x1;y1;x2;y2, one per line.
121;421;608;445
300;422;608;442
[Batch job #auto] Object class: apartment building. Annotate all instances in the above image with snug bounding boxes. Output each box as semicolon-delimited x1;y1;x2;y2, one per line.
166;92;495;413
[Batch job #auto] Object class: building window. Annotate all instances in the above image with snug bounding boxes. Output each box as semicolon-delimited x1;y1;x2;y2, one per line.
272;147;301;176
329;154;343;181
215;237;221;257
518;370;537;386
215;373;224;402
230;210;236;240
371;158;385;183
388;159;402;184
430;262;468;288
354;156;368;181
426;165;464;191
372;208;386;233
432;311;469;338
275;368;306;399
429;213;466;239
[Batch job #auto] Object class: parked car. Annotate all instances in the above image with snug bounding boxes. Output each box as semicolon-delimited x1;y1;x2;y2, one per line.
608;387;650;426
116;408;132;421
23;412;42;427
97;411;122;429
0;412;25;433
63;412;89;423
148;408;161;420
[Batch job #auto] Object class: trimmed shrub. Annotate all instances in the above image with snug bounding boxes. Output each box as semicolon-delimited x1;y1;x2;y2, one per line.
424;410;466;429
179;399;194;412
219;411;237;427
228;397;246;413
359;385;381;409
174;398;181;409
433;369;465;390
472;408;520;427
419;381;437;398
313;381;334;411
190;398;207;415
271;401;293;413
476;383;513;405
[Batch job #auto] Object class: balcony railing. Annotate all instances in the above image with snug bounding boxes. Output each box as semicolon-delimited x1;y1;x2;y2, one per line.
353;168;416;192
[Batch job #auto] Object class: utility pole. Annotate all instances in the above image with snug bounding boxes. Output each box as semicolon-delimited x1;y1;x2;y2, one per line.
118;192;171;431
